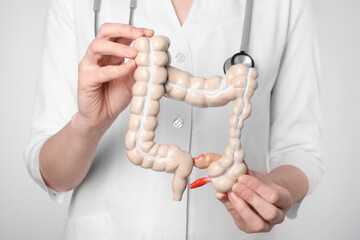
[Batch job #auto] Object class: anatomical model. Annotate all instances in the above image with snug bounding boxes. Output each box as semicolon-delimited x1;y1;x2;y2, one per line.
125;36;258;201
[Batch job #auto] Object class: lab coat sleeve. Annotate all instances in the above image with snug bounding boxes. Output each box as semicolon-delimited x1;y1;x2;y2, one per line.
23;0;78;203
269;0;324;198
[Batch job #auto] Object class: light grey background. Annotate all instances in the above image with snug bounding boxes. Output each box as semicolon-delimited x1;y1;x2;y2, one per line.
0;0;359;239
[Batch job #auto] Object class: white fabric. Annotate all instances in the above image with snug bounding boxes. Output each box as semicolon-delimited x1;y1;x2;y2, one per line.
24;0;324;239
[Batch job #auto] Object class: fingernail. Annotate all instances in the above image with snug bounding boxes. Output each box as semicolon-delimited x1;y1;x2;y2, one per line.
144;29;153;35
215;192;227;200
233;184;246;196
228;192;239;201
126;47;137;56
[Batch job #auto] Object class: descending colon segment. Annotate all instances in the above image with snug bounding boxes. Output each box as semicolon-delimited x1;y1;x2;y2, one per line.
125;36;258;201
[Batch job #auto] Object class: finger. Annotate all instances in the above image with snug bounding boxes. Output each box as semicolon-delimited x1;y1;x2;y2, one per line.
238;175;292;209
228;192;272;233
232;183;285;224
215;192;227;200
87;38;137;64
113;37;133;47
97;23;154;40
217;193;247;230
91;60;136;83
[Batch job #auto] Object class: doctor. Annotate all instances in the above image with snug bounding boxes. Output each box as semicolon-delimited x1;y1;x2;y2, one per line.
24;0;323;239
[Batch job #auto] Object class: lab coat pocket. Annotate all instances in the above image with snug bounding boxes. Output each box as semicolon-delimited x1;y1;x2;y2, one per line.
62;210;113;240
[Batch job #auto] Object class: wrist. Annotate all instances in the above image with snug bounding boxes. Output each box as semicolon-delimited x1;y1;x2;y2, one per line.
70;113;110;143
267;165;308;203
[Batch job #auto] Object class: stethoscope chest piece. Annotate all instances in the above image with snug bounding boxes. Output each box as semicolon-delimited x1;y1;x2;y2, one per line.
223;51;255;74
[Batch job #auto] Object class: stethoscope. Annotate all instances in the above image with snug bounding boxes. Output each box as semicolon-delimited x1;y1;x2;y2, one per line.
93;0;255;74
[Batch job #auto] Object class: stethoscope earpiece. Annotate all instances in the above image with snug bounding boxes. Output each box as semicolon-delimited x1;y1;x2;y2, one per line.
223;51;255;74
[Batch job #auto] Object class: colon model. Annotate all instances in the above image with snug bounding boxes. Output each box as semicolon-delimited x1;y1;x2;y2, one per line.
125;36;258;201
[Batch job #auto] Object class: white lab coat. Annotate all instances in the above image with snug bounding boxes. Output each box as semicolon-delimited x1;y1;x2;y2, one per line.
24;0;323;239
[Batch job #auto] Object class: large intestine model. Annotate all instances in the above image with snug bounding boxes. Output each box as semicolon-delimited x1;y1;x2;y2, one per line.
125;36;258;201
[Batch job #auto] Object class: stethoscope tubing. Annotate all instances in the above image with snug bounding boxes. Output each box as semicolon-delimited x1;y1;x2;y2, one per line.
93;0;255;71
240;0;253;53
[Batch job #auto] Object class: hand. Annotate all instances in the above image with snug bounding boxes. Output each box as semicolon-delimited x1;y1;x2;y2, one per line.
217;170;294;233
76;23;154;132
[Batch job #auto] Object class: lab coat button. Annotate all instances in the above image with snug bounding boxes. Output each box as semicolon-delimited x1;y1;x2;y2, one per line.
172;117;184;128
175;52;186;63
